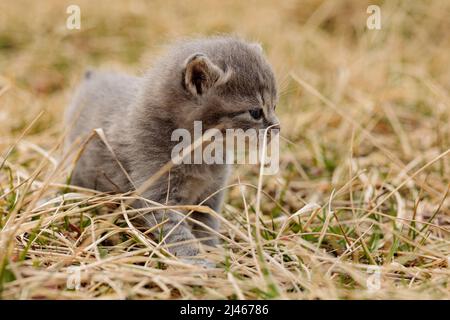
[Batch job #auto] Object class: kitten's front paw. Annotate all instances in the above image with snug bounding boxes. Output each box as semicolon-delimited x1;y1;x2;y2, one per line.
192;230;219;247
180;258;216;269
169;243;199;257
200;237;219;248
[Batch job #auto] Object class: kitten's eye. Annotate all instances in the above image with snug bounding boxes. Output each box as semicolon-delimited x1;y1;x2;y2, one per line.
249;108;263;120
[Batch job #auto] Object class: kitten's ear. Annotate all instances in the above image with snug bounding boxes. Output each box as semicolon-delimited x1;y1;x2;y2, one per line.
251;42;263;53
183;53;228;96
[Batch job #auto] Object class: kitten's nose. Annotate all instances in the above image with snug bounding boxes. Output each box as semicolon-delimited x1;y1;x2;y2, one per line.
270;123;281;132
264;119;280;132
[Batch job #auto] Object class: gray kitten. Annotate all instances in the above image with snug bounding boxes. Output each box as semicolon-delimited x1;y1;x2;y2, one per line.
65;36;279;259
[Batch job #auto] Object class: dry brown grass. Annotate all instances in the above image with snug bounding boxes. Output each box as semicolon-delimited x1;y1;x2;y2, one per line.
0;0;449;299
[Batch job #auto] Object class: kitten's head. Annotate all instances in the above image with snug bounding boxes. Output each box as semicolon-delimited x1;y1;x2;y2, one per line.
157;37;279;134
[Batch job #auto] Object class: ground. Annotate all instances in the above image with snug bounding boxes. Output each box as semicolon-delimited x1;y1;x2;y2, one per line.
0;0;449;299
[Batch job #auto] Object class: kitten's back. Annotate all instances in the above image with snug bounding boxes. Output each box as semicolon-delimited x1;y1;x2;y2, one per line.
65;70;142;144
64;70;142;191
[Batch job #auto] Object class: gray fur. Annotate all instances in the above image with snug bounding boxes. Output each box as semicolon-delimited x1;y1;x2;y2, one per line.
65;36;279;258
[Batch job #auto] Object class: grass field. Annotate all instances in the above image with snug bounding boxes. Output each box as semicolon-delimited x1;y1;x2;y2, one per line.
0;0;449;299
